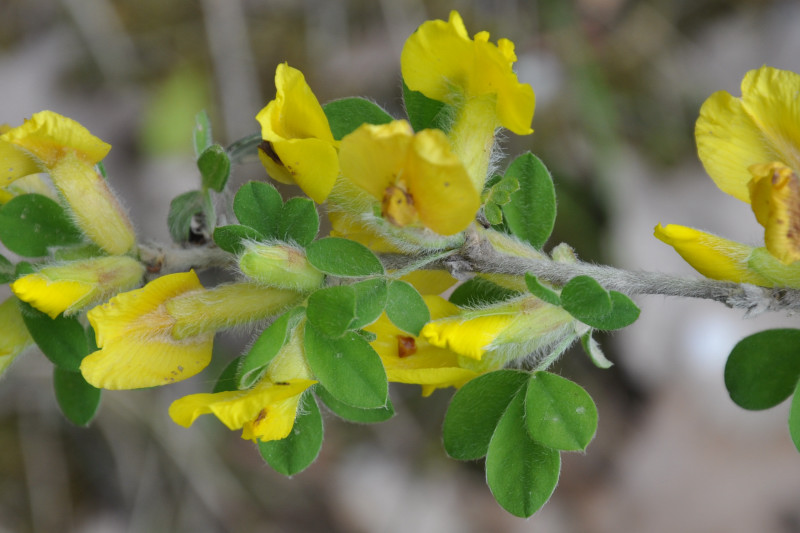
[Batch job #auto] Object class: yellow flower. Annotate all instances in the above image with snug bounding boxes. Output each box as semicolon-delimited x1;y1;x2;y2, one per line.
365;296;480;396
659;67;800;282
0;111;136;254
421;295;579;364
338;120;480;236
169;325;317;442
653;224;773;285
256;63;339;203
81;271;215;390
11;256;145;318
401;11;535;136
81;271;304;390
401;11;535;189
0;297;34;376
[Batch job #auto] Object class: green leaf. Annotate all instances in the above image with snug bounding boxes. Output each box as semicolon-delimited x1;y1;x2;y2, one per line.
580;332;613;369
561;276;639;330
350;279;388;330
316;385;395;423
53;367;101;426
233;181;283;237
193;110;213;157
213;355;243;393
278;197;319;247
501;153;556;249
443;369;530;460
486;388;561;518
402;80;453;133
258;392;323;475
213;224;264;255
488;176;520;206
167;190;205;243
54;368;100;425
483;202;503;226
525;372;598;451
385;280;429;336
524;273;561;306
306;286;357;338
790;380;800;453
19;301;88;372
304;324;388;409
323;97;394;140
0;194;84;257
237;307;305;389
0;254;14;284
305;238;384;277
448;276;519;307
725;329;800;410
197;144;230;192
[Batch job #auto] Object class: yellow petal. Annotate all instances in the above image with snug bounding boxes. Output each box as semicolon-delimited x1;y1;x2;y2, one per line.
406;129;480;235
747;162;800;264
0;138;40;186
339;121;413;200
400;11;535;135
328;210;402;253
12;276;93;319
696;66;800;203
398;270;458;295
256;63;338;203
387;366;478;396
421;313;514;360
82;271;212;389
654;223;772;285
0;297;34;375
0;110;111;168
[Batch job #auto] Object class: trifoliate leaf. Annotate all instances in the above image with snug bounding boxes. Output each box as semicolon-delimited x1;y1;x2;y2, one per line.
323;97;394;140
385;280;429;336
258;392;323;476
501;153;556;249
561;276;639;330
525;371;598;451
304;324;388;409
167;190;205;243
725;329;800;410
305;238;384;277
53;367;101;426
486;387;561;518
0;194;84;257
442;369;530;460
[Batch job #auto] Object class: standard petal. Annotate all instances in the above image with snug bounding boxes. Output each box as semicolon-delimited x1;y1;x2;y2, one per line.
654;223;772;285
747;162;800;264
269;138;339;203
339;121;413;200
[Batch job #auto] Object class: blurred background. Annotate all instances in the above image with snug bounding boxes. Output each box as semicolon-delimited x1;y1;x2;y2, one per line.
2;0;800;531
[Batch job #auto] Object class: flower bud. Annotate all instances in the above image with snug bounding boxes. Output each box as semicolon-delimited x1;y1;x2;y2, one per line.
11;255;145;318
238;241;324;291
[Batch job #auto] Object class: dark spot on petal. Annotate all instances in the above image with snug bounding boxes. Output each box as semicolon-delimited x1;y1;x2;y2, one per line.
398;336;417;358
258;140;282;165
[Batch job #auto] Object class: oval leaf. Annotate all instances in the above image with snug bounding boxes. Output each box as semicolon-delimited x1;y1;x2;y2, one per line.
258;392;323;475
197;144;231;192
306;286;357;338
0;194;83;257
351;279;388;330
525;371;598;451
725;329;800;410
237;307;305;389
167;190;206;243
443;369;530;460
305;238;384;277
448;276;519;307
53;367;101;426
501;153;556;249
278;197;319;247
560;275;612;318
304;324;388;409
525;273;561;306
486;388;561;518
213;224;264;255
233;181;283;237
316;385;395;423
385;280;429;336
402;80;452;133
323;97;394;140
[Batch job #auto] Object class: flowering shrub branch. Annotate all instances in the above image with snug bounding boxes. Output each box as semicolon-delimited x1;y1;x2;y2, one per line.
2;10;800;519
